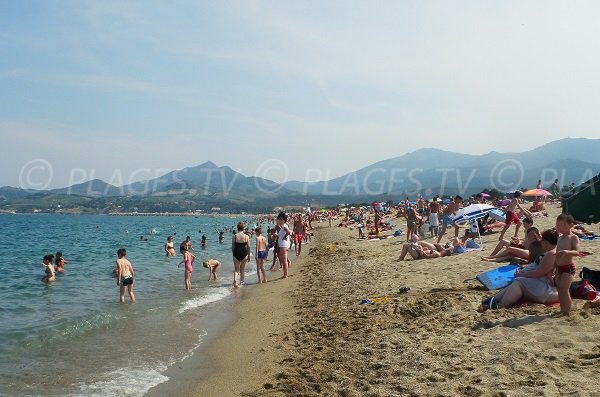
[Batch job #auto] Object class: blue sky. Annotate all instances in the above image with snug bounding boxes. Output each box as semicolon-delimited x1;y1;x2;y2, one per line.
2;1;600;189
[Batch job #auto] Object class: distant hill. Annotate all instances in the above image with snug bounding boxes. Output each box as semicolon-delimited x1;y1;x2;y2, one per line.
51;179;123;197
121;161;291;198
283;137;600;196
0;186;43;200
2;138;600;213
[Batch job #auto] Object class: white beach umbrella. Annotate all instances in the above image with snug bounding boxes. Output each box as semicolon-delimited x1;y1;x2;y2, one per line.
453;204;496;224
452;203;496;249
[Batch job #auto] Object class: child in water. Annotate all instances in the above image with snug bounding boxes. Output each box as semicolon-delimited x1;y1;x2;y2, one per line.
255;227;268;284
178;246;196;290
116;248;135;304
201;235;207;248
202;259;221;281
55;251;67;273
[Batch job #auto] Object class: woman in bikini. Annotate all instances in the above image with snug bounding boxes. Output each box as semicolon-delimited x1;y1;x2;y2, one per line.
232;222;250;288
41;254;55;283
165;236;176;257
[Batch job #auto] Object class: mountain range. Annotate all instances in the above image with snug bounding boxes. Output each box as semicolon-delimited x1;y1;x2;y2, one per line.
1;138;599;211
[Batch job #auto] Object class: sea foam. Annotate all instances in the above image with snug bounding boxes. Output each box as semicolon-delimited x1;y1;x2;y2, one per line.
178;287;231;314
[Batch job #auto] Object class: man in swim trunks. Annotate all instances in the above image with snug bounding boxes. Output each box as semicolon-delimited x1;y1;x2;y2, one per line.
116;248;135;304
293;214;304;257
498;191;531;241
436;196;463;244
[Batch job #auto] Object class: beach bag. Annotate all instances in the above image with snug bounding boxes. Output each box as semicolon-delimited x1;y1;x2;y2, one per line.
465;240;480;249
569;280;598;300
579;267;600;289
452;245;466;254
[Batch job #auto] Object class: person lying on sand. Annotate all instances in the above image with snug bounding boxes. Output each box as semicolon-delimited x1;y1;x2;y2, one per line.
572;224;595;238
483;222;539;261
398;240;454;261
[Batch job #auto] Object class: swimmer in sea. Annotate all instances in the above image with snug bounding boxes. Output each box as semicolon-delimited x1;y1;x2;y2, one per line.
116;248;135;303
41;254;55;283
203;259;221;281
165;236;176;257
201;235;207;249
55;251;67;273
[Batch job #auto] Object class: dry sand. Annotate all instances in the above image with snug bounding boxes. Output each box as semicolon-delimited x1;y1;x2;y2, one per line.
190;205;600;397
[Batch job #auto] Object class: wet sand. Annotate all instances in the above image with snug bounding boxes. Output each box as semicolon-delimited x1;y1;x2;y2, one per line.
189;206;600;396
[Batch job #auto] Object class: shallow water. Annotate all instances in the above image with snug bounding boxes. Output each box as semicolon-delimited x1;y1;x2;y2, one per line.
0;214;264;397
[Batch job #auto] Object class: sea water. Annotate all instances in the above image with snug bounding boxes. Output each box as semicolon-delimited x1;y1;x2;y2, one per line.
0;214;263;397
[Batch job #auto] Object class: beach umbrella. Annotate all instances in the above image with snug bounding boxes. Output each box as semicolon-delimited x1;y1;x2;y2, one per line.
442;198;452;205
453;204;496;249
499;199;511;206
453;204;496;224
522;189;552;197
479;192;491;198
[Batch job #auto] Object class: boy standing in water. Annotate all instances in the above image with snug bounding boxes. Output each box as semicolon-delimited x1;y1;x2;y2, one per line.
255;227;268;283
116;248;135;304
555;213;580;314
499;191;531;241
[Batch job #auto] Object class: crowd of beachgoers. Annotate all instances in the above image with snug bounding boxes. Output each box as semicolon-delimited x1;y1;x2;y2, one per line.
39;176;599;312
333;186;599;314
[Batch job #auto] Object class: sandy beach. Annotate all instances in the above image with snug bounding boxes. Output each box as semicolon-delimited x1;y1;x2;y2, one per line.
187;205;600;397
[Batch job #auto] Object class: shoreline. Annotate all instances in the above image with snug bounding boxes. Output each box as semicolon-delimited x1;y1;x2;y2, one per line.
144;235;310;397
161;208;600;396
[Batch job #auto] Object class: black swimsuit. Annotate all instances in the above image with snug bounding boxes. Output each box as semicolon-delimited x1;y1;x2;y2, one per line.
233;240;248;261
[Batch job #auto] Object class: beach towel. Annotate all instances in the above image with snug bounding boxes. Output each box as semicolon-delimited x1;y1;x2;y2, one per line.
476;264;519;290
580;235;598;241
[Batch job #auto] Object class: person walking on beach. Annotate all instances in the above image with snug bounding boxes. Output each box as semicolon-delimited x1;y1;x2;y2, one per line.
165;236;176;257
268;227;280;271
498;191;531;241
178;245;195;290
429;197;440;238
436;196;463;244
293;214;305;257
116;248;135;303
202;259;221;281
255;227;268;283
232;222;250;288
276;212;292;279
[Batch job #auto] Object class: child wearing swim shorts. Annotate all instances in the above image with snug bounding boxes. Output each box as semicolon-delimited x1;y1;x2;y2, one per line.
499;191;531;241
116;248;135;304
255;227;268;283
555;213;580;314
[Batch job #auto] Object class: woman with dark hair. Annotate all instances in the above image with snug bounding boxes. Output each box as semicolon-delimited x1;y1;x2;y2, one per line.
232;222;250;288
276;212;292;279
481;229;559;311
